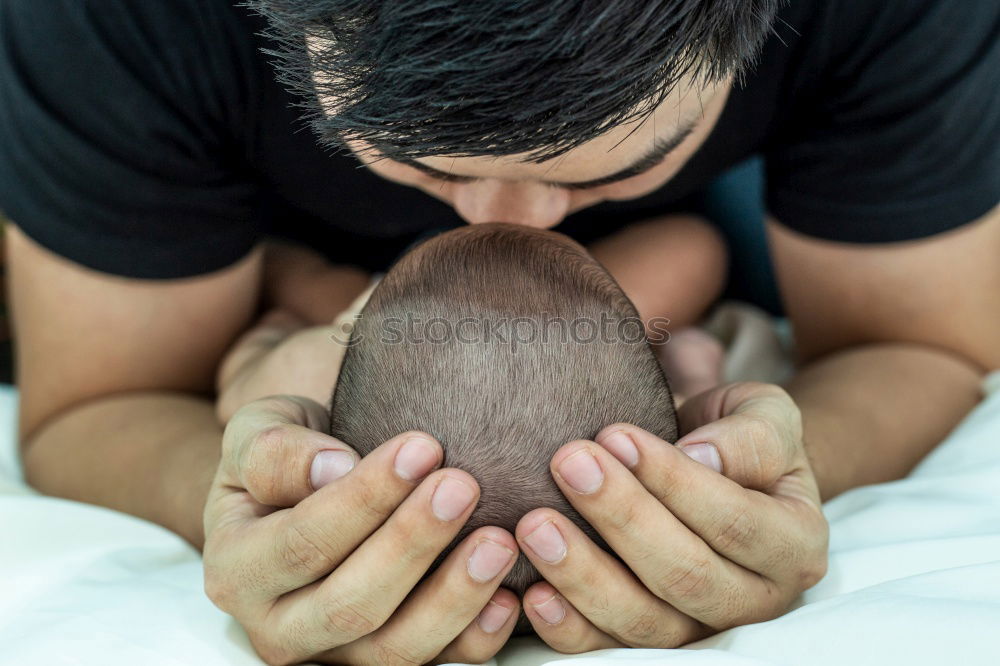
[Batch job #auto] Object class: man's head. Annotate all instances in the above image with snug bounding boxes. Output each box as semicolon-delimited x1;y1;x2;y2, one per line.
329;223;677;600
252;1;781;227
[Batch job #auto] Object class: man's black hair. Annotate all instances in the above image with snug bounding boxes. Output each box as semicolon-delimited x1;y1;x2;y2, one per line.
249;0;782;162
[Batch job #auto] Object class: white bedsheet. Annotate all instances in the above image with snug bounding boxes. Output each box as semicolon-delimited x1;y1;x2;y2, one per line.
2;375;999;665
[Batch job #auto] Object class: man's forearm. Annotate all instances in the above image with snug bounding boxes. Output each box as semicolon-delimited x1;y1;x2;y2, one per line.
785;343;984;501
22;392;222;550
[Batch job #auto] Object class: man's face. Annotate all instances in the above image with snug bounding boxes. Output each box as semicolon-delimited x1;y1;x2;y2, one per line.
337;77;731;229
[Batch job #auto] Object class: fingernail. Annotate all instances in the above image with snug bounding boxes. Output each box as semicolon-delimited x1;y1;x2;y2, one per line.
681;443;723;473
558;449;604;493
468;539;515;582
394;436;440;481
310;450;355;489
600;431;639;468
532;595;566;625
523;520;567;564
477;600;513;634
431;475;476;521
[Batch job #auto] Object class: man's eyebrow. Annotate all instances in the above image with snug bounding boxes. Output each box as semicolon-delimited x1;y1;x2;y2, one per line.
395;120;698;190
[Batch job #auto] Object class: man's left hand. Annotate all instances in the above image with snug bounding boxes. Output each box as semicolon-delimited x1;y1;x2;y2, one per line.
516;382;829;651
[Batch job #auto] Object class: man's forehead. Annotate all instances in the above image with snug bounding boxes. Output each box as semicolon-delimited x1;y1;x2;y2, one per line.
335;70;726;179
381;77;723;184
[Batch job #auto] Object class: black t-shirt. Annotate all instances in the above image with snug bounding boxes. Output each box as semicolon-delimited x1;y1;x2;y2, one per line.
1;0;997;278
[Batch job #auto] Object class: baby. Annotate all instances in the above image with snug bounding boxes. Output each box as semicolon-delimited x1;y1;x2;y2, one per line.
247;214;728;409
329;223;678;606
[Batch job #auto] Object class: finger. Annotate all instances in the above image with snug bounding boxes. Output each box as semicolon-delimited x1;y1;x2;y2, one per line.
322;527;519;666
515;509;703;647
266;468;482;657
675;382;806;490
435;589;520;665
205;395;346;539
214;395;355;511
545;440;780;628
596;424;828;587
522;582;624;654
213;430;444;602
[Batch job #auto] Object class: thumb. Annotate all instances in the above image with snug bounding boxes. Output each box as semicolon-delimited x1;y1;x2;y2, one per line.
675;383;804;491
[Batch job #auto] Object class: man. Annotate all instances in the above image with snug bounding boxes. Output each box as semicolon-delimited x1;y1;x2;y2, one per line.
1;1;997;664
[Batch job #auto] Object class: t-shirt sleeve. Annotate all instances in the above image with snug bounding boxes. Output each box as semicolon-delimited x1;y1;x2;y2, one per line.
766;0;1000;243
0;0;264;278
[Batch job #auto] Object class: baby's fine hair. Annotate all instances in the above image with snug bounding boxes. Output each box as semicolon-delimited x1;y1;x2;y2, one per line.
330;223;677;598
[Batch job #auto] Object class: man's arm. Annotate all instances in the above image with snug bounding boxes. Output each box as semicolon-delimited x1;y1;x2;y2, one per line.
10;225;524;661
513;204;998;651
768;205;1000;500
23;393;224;549
9;225;260;547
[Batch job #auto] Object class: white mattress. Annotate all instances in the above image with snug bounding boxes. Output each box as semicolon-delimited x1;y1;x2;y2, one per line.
2;375;999;665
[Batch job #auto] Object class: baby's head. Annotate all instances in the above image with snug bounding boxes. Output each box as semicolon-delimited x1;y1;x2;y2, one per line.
330;223;676;599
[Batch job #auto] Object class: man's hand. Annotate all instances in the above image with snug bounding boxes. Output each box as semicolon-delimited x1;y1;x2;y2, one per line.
203;397;521;665
514;382;828;651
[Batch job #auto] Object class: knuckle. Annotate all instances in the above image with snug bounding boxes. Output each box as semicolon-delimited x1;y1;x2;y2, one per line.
653;557;713;602
713;507;757;553
604;501;641;534
241;425;292;501
352;477;396;524
799;554;829;589
248;631;298;666
202;569;235;612
572;568;611;609
367;636;427;666
710;584;762;630
618;605;670;647
255;423;293;457
382;519;428;562
784;511;830;590
737;579;795;627
281;521;337;576
757;534;798;576
319;598;383;640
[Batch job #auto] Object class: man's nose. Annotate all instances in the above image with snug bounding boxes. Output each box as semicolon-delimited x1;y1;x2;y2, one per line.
452;179;571;229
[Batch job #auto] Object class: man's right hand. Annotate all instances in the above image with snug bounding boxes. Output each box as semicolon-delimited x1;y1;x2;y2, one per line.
203;396;521;665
